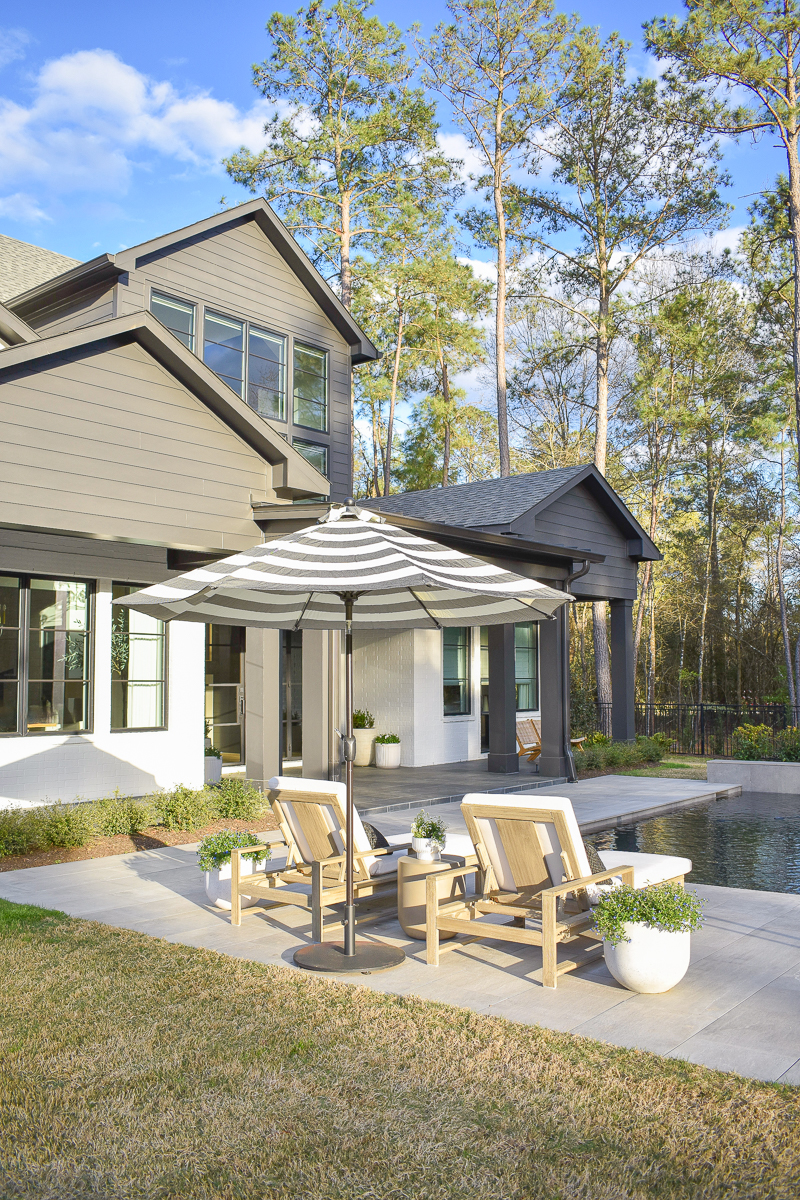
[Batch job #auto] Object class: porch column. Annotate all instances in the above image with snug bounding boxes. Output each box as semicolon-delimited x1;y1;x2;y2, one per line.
487;623;519;773
302;630;332;780
610;598;635;742
538;607;571;779
245;629;282;785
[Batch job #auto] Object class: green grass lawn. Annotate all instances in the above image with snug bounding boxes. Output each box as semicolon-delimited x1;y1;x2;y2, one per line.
617;756;709;781
1;900;798;1198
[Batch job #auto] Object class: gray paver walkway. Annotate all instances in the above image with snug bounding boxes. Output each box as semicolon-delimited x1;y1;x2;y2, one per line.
1;785;795;1085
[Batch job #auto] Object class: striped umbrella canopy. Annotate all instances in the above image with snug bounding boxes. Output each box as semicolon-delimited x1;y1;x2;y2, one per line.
116;503;572;628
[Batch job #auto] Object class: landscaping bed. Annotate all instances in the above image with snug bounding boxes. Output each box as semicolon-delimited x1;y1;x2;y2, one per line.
0;898;797;1199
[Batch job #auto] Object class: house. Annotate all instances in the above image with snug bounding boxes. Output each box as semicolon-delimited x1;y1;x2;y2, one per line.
0;200;376;805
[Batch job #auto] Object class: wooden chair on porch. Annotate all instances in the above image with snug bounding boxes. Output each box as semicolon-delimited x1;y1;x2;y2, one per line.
425;793;690;989
229;776;411;940
516;717;587;761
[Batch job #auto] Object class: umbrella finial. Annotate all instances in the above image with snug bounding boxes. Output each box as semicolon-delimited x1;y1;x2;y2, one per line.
319;501;384;524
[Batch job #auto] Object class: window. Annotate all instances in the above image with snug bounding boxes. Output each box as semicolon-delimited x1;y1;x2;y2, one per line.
205;625;245;764
515;622;539;711
111;585;166;730
150;292;195;351
204;311;244;397
248;327;286;420
27;579;91;733
0;576;20;733
293;343;328;431
292;439;328;477
443;627;470;715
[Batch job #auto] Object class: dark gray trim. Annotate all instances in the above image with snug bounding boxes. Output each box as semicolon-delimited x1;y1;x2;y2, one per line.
0;302;39;346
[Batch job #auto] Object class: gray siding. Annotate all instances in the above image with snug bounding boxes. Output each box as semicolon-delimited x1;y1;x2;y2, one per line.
516;483;637;601
0;340;272;552
119;220;352;500
0;528;171;584
26;283;116;337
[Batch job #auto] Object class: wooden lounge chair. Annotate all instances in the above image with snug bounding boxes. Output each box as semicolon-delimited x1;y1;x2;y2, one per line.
425;793;691;989
229;776;410;940
516;717;587;760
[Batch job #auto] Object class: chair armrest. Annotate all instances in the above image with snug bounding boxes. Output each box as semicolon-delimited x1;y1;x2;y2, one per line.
424;862;479;889
540;864;634;898
231;844;272;859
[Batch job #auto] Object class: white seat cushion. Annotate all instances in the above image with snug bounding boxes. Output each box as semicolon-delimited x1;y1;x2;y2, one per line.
598;850;692;888
367;854;399;877
385;831;474;858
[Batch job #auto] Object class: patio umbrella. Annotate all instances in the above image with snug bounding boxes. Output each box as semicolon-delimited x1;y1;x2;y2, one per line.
116;502;573;972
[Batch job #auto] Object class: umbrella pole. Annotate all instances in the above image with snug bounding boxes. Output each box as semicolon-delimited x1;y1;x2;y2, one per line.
293;590;405;974
343;596;356;955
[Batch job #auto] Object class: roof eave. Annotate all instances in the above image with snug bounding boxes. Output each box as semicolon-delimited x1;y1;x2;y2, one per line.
0;303;39;346
6;255;121;318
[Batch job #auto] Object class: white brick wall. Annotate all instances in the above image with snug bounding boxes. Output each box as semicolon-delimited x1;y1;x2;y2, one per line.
0;581;205;808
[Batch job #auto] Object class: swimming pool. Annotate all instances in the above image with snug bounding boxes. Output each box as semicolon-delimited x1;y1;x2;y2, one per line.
586;791;800;894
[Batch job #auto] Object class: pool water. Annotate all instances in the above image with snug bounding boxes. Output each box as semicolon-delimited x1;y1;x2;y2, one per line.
586;792;800;894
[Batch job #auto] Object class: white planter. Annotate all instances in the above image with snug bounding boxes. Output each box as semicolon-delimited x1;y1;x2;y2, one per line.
375;741;401;769
204;756;223;784
604;923;691;993
204;857;267;910
353;727;376;766
412;834;442;862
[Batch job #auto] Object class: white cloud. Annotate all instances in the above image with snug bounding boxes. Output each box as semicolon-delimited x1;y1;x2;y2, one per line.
0;191;49;221
438;130;485;182
0;27;30;71
0;48;272;220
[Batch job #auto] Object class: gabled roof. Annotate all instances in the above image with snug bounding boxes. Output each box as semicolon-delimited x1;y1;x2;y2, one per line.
0;302;38;347
0;311;329;500
369;464;660;561
5;199;379;363
0;233;81;303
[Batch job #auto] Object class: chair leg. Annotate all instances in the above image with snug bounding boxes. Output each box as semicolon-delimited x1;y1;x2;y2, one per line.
426;875;440;966
231;850;242;927
311;861;323;943
541;893;557;989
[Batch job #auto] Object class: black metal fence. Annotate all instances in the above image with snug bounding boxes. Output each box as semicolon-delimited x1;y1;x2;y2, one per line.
585;702;793;757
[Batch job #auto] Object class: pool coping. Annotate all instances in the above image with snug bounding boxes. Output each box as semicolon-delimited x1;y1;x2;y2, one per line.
577;785;743;835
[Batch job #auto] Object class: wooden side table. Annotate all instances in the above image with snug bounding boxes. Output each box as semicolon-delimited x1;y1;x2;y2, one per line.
397;853;475;940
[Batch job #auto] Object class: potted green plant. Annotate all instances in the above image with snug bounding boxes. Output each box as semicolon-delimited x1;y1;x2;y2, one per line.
375;732;401;769
204;743;223;784
410;809;447;861
593;883;704;993
198;829;270;910
352;708;376;766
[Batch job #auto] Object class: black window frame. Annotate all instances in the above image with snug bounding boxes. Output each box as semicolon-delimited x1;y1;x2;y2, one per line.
291;437;329;478
111;583;168;733
0;575;95;737
201;305;289;422
149;289;196;352
443;626;471;717
292;342;329;433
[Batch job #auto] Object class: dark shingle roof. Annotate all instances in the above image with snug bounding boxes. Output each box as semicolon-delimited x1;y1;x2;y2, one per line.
368;465;589;528
0;234;81;303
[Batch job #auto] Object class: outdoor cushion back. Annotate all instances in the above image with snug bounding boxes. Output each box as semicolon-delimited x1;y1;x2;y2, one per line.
267;776;376;869
460;793;593;897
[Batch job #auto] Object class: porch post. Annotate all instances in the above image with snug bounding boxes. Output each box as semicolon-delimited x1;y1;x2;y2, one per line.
610;599;635;741
487;623;519;773
538;608;571;779
245;628;282;786
302;630;331;779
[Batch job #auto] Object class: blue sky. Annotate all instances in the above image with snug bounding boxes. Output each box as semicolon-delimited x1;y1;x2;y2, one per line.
0;0;786;266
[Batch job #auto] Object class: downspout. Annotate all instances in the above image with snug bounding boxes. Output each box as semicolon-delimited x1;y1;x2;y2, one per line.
562;559;591;783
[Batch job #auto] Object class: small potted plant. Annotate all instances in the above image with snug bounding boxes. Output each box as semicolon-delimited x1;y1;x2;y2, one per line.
374;732;401;768
593;883;704;993
198;829;270;910
204;743;223;784
352;709;376;766
410;809;447;861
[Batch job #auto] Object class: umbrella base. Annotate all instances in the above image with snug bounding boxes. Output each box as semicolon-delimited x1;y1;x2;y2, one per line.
294;940;406;973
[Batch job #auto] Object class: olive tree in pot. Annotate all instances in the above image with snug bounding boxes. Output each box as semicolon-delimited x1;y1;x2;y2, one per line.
410;810;447;861
204;744;222;784
593;883;704;993
198;830;270;910
352;709;376;766
375;732;401;768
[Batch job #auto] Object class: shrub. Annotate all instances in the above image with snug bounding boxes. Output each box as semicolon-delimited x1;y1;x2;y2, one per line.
592;882;704;947
574;737;663;773
647;731;673;753
353;709;375;729
35;801;94;849
204;745;222;759
410;810;447;844
211;778;265;821
92;792;152;837
197;829;270;872
635;736;665;763
152;785;212;832
375;733;400;744
732;723;800;762
583;731;610;748
0;808;39;858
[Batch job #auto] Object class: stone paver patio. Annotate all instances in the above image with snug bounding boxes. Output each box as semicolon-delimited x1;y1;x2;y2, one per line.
1;777;796;1085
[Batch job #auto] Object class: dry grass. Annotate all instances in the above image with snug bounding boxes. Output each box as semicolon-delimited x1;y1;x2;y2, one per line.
617;758;709;782
0;899;798;1200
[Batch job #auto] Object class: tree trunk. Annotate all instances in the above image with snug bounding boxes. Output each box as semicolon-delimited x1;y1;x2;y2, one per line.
494;148;510;477
441;357;451;488
593;601;612;737
340;191;352;310
778;441;797;713
384;301;404;497
786;128;800;488
594;287;610;476
633;560;652;680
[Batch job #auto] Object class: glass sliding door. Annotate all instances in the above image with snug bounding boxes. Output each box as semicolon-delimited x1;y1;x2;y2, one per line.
27;579;91;733
0;576;20;734
205;625;245;764
281;631;302;764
